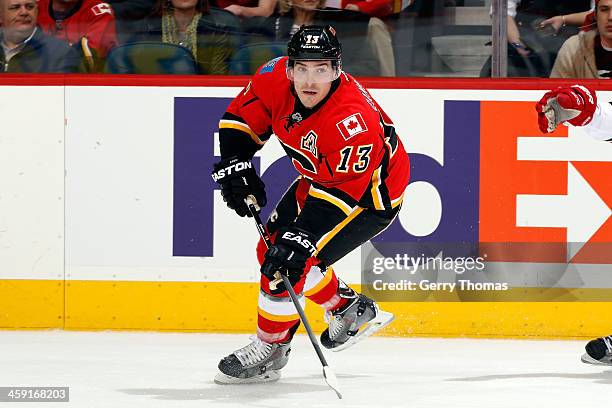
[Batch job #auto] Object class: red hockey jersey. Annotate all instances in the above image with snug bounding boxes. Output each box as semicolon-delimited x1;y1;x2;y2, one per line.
219;56;410;216
37;0;118;57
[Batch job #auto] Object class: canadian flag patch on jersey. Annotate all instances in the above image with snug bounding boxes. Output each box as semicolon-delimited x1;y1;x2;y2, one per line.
91;3;113;16
336;113;367;140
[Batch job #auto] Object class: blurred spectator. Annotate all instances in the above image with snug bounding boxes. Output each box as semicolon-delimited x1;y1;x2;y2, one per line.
0;0;82;72
213;0;276;18
325;0;406;19
330;0;414;18
539;10;592;33
131;0;236;74
481;0;591;77
551;0;612;78
272;0;394;76
109;0;155;20
327;0;398;76
37;0;118;71
108;0;156;42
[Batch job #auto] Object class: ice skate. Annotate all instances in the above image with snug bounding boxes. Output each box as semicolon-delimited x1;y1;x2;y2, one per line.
320;286;394;352
581;335;612;366
214;336;291;384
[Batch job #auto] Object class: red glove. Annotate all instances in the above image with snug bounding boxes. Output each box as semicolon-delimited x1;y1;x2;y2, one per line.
535;85;597;133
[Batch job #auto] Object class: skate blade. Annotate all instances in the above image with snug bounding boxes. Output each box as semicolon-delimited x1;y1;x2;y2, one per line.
214;370;281;384
581;353;612;366
331;310;395;352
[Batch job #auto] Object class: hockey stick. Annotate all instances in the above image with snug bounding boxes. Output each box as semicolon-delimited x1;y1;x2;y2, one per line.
245;196;342;399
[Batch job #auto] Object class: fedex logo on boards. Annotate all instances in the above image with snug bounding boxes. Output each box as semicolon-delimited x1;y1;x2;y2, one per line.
172;98;612;264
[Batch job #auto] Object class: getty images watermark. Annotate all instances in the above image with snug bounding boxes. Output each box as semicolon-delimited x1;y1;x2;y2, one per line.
361;243;510;301
370;252;508;291
362;242;612;302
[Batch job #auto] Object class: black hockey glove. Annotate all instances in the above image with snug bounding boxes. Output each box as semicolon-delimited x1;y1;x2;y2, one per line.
211;156;266;217
261;226;317;294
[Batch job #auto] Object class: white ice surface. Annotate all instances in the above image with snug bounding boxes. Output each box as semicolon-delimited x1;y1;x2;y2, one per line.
1;331;611;408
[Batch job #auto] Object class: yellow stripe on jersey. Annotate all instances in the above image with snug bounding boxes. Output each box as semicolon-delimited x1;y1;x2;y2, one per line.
219;119;265;145
370;167;385;211
316;207;365;254
309;186;353;216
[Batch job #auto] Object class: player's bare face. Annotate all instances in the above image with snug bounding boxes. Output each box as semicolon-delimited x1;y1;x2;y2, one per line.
598;0;612;47
0;0;37;44
291;61;334;108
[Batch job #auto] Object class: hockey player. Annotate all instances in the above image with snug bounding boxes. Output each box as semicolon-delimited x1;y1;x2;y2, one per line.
536;84;612;365
211;25;410;383
536;84;612;142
